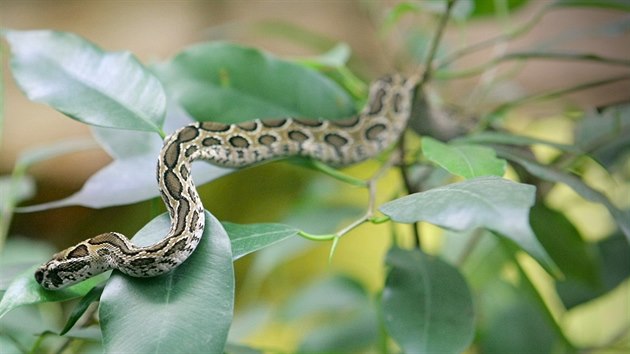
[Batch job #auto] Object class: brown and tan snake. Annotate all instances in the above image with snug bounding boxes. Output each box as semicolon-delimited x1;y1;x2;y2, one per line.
34;74;418;289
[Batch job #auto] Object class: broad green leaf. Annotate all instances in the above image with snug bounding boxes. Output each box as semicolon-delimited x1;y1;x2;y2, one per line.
154;42;356;124
18;155;230;210
479;280;555;354
280;275;369;321
100;211;234;353
4;30;166;134
382;248;475;354
556;232;630;308
280;275;377;353
298;308;378;353
380;176;554;273
496;147;630;242
422;137;506;179
530;203;599;286
0;267;105;319
222;222;297;260
18;107;234;211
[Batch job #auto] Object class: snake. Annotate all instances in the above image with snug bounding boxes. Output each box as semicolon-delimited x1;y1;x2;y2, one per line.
34;74;418;290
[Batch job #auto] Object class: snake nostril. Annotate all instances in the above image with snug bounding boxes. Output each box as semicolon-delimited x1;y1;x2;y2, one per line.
34;269;44;284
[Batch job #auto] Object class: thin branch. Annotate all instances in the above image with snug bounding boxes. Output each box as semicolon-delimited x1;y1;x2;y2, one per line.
437;3;554;70
420;0;458;85
482;74;630;128
298;149;400;242
436;51;630;80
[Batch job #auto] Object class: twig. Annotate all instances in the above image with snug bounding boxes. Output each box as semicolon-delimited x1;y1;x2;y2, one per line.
419;0;458;85
298;149;400;242
436;3;553;70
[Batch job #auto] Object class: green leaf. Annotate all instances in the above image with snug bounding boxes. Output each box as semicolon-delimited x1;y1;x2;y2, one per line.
18;110;234;211
280;275;369;321
4;30;166;134
380;176;555;273
382;248;475;354
575;103;630;168
556;232;630;308
530;203;599;286
422;137;506;179
59;284;104;335
478;280;555;354
0;267;104;319
222;222;298;260
495;147;630;243
99;211;234;353
279;275;377;353
154;42;356;124
298;308;378;353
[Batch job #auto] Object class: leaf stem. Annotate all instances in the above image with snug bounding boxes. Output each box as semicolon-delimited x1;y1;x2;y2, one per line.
297;150;400;246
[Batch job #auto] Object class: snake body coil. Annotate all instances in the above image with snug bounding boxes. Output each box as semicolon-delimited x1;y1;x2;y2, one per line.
35;74;417;289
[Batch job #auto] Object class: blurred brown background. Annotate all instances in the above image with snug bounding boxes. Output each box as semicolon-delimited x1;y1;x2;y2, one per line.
1;0;629;244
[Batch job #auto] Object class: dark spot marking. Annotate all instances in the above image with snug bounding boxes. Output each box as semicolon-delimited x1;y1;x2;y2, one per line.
294;118;323;127
67;244;89;259
332;116;360;128
189;211;200;232
229;135;249;148
185;145;198;158
379;75;394;83
324;133;348;148
65;260;90;272
177;126;199;142
164;238;188;257
89;233;134;255
179;164;190;179
368;87;387;115
202;137;221;146
258;134;277;146
97;248;111;257
163;142;180;169
365;124;387;141
48;270;64;287
163;170;183;199
173;199;190;236
288;130;309;142
130;257;156;267
237;121;258;131
199;121;230;132
261;118;287;128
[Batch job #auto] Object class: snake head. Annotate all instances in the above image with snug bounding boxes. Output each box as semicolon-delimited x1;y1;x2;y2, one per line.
34;242;105;290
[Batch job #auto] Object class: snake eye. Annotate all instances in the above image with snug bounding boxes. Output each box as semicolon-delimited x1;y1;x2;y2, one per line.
34;269;44;284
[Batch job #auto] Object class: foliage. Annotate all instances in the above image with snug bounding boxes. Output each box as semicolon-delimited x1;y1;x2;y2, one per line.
1;1;629;353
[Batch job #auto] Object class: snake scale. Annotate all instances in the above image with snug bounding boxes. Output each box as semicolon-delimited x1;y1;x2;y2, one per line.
35;74;418;289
